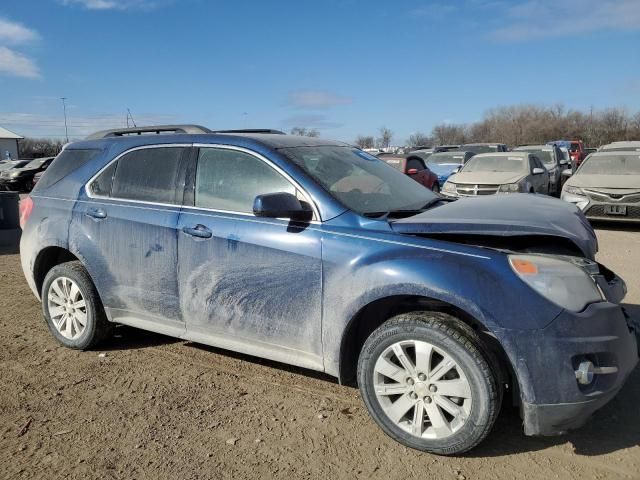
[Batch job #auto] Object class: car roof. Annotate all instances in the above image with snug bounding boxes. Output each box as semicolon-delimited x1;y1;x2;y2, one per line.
462;143;505;146
600;141;640;149
514;145;552;149
588;150;640;157
473;152;528;158
66;132;349;152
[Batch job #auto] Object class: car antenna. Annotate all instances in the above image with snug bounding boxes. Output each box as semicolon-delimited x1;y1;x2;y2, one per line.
126;108;137;128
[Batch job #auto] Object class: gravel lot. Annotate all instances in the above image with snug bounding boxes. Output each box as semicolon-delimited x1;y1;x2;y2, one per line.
1;225;639;480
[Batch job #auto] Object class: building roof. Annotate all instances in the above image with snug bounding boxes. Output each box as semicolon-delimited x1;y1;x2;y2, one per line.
0;127;23;140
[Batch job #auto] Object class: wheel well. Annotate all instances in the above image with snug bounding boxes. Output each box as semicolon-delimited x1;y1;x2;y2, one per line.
338;295;515;393
33;247;79;296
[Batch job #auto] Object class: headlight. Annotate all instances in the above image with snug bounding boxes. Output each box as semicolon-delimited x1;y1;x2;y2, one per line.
442;182;456;193
509;255;603;312
564;185;584;196
10;171;22;178
499;183;520;193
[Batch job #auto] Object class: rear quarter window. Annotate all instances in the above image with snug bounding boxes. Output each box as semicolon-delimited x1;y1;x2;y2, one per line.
33;149;102;191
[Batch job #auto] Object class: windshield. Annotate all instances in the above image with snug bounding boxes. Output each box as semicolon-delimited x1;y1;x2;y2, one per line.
426;152;466;165
462;155;524;173
281;146;436;215
516;148;555;165
8;161;30;169
578;154;640;175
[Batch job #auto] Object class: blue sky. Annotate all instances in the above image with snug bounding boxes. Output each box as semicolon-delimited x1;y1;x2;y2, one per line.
1;0;639;143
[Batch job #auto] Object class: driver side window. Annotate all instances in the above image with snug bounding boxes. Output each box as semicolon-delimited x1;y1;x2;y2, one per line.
195;147;297;214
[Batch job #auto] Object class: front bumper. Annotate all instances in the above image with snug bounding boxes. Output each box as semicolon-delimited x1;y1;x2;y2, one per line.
561;191;640;222
500;301;638;436
0;179;24;191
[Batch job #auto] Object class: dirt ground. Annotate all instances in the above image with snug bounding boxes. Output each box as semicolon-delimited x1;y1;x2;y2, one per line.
1;225;639;480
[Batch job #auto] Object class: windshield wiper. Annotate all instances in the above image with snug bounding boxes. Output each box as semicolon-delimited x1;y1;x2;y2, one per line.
363;196;449;219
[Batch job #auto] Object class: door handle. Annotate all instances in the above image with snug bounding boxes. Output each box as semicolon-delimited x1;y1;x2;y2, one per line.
182;224;212;239
86;207;107;219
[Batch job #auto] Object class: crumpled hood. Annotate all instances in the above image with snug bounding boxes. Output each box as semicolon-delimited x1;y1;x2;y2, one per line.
391;194;598;258
450;171;525;185
428;163;461;178
567;174;640;190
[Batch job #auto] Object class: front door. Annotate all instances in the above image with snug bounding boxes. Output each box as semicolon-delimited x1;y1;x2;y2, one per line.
177;146;323;370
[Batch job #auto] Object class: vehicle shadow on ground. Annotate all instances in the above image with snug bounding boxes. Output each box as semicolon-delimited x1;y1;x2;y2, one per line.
0;228;20;255
100;325;181;351
591;220;640;232
184;341;341;384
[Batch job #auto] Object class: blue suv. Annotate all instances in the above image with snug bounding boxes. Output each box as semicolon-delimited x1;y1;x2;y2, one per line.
20;125;638;455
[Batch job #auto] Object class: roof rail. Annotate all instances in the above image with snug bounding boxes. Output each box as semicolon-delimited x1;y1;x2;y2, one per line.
212;129;286;135
86;124;213;140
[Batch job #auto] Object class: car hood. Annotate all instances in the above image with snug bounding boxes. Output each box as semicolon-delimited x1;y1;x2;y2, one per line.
567;174;640;190
391;194;597;258
450;171;525;185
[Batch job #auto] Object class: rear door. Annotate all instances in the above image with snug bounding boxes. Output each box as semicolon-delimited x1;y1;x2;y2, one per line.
176;145;323;370
72;144;190;336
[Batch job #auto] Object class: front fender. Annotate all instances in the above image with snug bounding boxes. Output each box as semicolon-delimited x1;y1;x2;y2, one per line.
320;231;563;377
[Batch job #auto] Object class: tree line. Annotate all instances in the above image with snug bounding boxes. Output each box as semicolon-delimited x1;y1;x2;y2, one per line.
18;138;65;159
356;105;640;149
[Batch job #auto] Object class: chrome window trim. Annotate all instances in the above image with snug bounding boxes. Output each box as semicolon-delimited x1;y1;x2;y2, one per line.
84;143;191;209
83;143;321;221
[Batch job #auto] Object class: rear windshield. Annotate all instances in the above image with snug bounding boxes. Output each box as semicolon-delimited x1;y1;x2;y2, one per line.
33;149;102;191
462;155;524;173
426;152;466;165
578;154;640;175
462;145;498;154
516;148;555;165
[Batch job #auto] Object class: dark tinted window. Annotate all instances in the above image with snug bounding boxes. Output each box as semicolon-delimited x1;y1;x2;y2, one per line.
406;158;425;170
111;147;185;204
34;149;101;191
195;148;295;213
89;162;117;197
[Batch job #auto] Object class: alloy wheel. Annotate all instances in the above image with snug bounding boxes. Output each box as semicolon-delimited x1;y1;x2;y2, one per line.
373;340;472;439
47;276;87;340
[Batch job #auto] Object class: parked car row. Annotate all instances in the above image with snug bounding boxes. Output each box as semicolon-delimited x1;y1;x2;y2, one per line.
0;157;54;191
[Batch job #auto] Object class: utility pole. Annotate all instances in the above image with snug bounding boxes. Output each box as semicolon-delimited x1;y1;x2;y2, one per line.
127;108;137;128
61;97;69;143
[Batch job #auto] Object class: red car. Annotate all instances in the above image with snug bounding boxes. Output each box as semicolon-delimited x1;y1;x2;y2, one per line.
569;140;586;167
382;156;440;193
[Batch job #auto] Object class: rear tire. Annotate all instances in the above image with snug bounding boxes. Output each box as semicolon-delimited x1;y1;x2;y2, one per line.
357;312;501;455
42;261;112;349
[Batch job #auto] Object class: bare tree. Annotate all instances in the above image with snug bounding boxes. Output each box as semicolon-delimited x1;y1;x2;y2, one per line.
378;127;393;149
407;132;432;148
355;135;375;149
290;127;320;137
18;138;64;159
431;124;468;145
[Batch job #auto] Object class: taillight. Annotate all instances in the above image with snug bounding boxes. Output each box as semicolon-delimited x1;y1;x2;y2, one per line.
19;196;33;229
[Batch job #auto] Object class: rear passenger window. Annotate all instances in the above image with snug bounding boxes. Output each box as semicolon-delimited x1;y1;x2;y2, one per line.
111;147;186;204
90;162;117;197
34;148;102;191
195;148;295;213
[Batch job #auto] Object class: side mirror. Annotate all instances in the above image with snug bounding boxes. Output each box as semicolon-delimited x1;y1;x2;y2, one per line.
562;169;573;177
253;192;313;221
407;168;419;175
532;168;545;175
559;159;568;165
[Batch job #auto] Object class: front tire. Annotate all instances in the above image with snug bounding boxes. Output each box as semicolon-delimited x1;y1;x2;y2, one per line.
357;312;500;455
42;261;112;349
